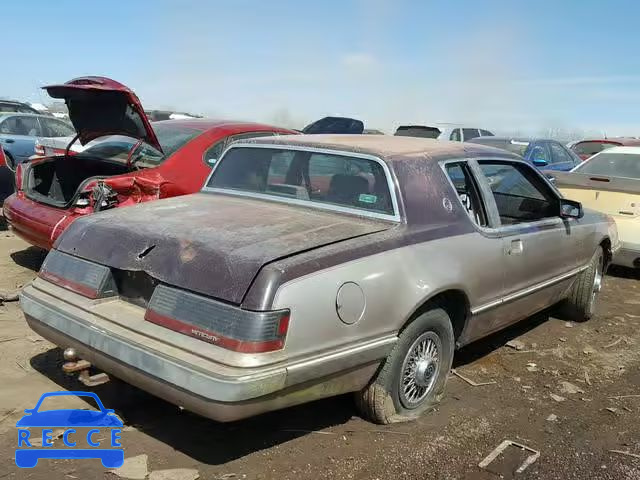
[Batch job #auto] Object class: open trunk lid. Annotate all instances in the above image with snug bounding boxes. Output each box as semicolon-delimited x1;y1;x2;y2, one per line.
54;193;393;305
552;171;640;218
44;76;162;152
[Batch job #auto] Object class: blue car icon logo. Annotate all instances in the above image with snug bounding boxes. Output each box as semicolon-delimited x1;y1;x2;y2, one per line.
15;391;124;468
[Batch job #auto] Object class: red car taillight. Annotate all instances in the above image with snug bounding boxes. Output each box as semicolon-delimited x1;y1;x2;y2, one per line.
14;163;24;191
34;143;45;157
39;250;117;299
145;285;290;353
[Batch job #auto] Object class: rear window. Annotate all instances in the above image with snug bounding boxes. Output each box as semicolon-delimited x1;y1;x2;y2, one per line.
573;141;619;157
79;124;203;166
462;128;480;141
574;152;640;179
394;126;440;138
207;147;395;217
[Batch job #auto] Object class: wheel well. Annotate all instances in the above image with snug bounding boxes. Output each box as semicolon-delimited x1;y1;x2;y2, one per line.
600;238;612;267
404;290;469;342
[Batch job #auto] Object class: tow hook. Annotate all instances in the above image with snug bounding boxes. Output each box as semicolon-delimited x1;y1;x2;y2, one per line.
62;347;110;387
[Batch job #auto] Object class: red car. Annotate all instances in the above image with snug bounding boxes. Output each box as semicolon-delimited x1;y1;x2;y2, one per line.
571;138;640;161
3;76;295;250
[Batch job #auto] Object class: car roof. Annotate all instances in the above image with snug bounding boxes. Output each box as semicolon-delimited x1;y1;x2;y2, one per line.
594;146;640;154
236;133;520;162
575;138;640;146
0;112;48;119
152;118;293;132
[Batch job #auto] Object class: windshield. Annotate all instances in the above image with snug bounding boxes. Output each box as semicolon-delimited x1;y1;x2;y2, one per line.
78;124;203;166
207;147;395;217
471;138;530;156
574;152;640;179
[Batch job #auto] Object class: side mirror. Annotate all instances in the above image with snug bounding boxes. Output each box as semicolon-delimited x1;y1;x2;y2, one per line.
559;199;583;219
533;158;548;167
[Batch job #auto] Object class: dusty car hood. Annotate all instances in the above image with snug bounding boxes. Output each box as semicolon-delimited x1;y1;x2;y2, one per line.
54;193;392;305
44;76;162;152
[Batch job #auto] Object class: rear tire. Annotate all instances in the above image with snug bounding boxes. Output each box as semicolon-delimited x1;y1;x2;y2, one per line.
563;248;604;321
355;308;454;424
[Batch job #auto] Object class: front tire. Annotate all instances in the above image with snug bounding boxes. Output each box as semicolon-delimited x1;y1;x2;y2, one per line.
355;308;454;424
563;248;604;321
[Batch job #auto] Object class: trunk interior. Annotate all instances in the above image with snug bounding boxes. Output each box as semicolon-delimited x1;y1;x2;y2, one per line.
26;155;131;207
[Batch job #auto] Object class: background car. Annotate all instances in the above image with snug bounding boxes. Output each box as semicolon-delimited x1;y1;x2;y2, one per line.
0;100;41;114
394;124;494;141
0;113;75;168
3;76;296;250
551;146;640;269
570;138;640;161
438;125;494;142
467;136;582;171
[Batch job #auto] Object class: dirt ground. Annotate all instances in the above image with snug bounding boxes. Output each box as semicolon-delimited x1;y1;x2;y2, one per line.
0;222;639;480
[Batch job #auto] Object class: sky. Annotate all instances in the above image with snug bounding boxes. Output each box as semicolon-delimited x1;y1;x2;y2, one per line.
5;0;640;137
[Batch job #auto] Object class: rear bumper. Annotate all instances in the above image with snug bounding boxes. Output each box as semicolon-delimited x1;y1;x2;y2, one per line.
20;283;393;422
3;193;75;250
613;242;640;269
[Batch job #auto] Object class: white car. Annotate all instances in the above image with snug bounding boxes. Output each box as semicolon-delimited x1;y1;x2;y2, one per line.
394;124;493;142
437;125;494;142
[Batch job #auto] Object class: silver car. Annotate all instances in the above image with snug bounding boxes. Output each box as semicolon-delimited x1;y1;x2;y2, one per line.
20;135;618;424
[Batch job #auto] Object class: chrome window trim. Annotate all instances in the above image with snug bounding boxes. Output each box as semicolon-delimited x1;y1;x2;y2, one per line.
201;143;402;223
439;156;570;238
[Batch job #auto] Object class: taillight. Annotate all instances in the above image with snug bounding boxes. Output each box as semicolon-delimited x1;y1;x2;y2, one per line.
145;284;290;353
39;250;117;299
15;163;23;191
34;143;45;157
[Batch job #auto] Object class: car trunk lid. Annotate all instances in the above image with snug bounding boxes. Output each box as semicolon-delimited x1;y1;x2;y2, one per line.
54;193;393;305
43;76;162;152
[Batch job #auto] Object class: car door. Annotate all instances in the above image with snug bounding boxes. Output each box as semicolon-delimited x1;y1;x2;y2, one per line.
471;159;582;330
0;115;43;165
441;160;509;342
548;141;576;171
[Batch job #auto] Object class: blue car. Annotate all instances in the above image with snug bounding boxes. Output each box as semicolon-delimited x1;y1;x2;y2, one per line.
15;391;123;468
0;113;74;202
0;113;75;167
466;137;582;171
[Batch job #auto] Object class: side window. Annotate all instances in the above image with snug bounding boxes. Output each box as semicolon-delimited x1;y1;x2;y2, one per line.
549;143;572;165
203;141;224;167
480;129;493;137
528;144;549;165
0;116;40;135
204;131;277;167
43;119;75;137
449;128;461;141
478;161;559;225
462;128;480;141
444;162;487;227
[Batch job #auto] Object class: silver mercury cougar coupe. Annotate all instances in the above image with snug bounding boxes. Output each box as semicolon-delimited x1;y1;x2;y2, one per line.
20;134;618;423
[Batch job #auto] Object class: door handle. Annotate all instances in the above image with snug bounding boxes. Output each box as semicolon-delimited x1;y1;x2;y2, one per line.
508;239;523;255
4;139;14;144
